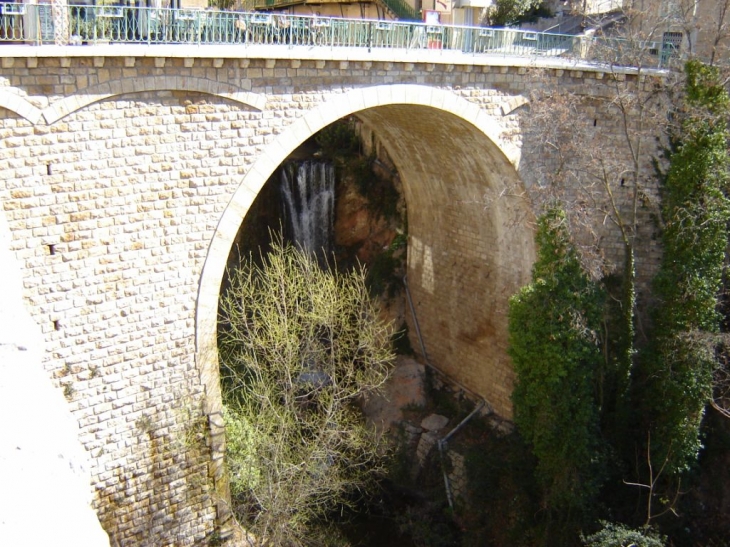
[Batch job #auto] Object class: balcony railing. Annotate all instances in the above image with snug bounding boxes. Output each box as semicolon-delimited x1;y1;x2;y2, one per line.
0;5;675;68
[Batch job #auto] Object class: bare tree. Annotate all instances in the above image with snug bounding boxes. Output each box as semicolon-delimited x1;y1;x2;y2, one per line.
519;64;672;322
218;241;394;547
579;0;730;65
712;353;730;418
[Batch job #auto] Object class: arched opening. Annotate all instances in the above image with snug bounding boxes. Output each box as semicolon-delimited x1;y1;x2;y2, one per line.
195;85;536;523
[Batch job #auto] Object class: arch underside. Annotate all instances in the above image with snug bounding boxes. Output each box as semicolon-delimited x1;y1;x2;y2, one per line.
356;104;535;415
198;90;536;435
193;89;537;530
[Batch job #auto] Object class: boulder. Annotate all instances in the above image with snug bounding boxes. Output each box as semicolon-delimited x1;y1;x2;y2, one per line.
420;414;450;432
363;357;426;432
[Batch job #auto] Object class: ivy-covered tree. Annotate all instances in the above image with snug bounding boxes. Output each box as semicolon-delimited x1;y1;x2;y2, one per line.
640;60;730;475
508;208;606;512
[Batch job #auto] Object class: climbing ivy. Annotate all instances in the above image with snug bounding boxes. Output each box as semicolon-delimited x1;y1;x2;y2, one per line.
641;60;730;475
508;208;606;512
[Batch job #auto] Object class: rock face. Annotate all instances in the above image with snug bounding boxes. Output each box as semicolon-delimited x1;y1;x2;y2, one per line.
0;213;110;547
363;357;426;432
334;177;398;265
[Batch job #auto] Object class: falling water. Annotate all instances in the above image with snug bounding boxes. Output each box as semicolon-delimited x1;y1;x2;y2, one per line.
281;161;335;263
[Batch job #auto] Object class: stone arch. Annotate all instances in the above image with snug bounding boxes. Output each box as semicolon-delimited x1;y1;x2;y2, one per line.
41;76;267;124
0;77;266;126
0;91;43;124
196;83;536;511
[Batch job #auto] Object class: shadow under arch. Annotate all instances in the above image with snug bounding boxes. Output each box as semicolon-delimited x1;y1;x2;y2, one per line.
195;84;536;522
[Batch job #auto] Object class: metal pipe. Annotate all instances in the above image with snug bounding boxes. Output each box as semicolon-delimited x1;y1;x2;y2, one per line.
403;274;489;510
403;274;430;364
402;275;489;405
437;439;454;510
440;399;485;445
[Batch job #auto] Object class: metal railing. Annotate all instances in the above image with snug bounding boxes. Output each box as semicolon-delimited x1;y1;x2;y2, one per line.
0;4;674;68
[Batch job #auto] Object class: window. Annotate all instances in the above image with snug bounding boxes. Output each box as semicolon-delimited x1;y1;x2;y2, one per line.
661;31;683;64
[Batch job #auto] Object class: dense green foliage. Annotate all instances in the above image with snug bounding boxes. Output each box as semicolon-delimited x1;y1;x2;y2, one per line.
315;119;361;163
582;521;666;547
640;60;730;474
508;209;606;512
219;241;394;546
485;0;546;26
504;61;730;544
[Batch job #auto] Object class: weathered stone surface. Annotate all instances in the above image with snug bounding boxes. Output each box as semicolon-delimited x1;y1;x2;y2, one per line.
416;431;440;465
402;422;424;444
420;413;450;432
0;54;660;544
334;184;376;249
333;173;400;265
447;450;467;501
0;212;109;547
364;357;426;432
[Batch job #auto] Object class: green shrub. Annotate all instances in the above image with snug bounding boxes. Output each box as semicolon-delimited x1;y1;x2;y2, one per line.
315;119;360;162
582;521;666;547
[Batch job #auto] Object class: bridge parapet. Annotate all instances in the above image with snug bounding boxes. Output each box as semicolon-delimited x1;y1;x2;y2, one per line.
0;5;674;69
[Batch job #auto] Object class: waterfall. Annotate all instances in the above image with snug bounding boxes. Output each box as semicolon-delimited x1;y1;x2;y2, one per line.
281;161;335;263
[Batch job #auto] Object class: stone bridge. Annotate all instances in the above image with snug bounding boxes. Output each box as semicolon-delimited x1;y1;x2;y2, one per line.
0;45;648;544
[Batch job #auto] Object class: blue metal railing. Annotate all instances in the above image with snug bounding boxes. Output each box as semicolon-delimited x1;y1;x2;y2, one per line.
0;4;671;68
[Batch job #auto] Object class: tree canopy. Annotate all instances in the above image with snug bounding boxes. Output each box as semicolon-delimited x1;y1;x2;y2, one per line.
218;241;394;546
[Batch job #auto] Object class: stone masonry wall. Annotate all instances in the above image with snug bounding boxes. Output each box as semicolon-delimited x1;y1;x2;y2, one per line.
0;52;660;544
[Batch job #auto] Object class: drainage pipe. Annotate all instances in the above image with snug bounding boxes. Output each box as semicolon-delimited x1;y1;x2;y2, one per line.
403;275;488;405
436;399;486;510
403;275;489;510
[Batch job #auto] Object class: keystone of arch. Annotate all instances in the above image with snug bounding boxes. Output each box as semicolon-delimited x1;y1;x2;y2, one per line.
195;82;525;413
41;75;266;125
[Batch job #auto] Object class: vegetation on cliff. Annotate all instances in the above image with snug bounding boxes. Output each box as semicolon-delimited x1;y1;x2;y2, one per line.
508;60;730;545
508;209;606;516
639;59;730;475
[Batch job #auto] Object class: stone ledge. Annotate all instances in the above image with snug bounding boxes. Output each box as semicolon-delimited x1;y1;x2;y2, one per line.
0;44;661;75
